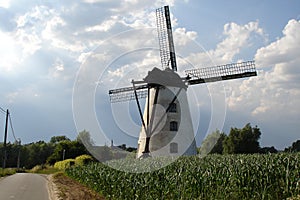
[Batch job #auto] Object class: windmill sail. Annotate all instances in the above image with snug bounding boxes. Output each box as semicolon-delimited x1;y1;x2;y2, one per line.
156;6;177;71
185;61;257;85
109;84;148;103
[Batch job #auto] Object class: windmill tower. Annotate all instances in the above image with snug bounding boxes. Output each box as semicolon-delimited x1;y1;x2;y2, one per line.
109;6;257;159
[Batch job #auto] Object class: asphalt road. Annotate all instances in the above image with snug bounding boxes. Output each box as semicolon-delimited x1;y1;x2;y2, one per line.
0;173;49;200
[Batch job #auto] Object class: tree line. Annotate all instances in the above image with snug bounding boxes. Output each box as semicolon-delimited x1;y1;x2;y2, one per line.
0;130;136;169
0;133;90;169
199;123;300;155
1;124;299;168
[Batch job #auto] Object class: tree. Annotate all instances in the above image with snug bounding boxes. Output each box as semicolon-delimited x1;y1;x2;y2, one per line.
116;144;137;152
22;141;54;168
210;132;226;154
284;140;300;152
50;136;70;144
47;140;88;165
0;141;55;169
260;146;278;154
199;130;227;155
77;130;94;147
223;123;261;154
1;134;92;169
0;142;19;168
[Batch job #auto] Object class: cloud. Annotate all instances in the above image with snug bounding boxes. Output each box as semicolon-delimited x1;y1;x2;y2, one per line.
172;18;300;149
227;19;300;122
0;0;11;8
6;85;40;104
214;21;265;62
174;27;197;46
255;19;300;81
183;21;265;70
83;0;111;3
2;0;183;75
0;30;21;71
2;0;193;144
2;0;297;149
48;58;65;79
1;6;48;71
255;19;300;67
85;16;119;32
15;28;42;56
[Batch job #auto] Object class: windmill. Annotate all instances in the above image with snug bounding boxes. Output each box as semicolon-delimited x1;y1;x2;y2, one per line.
108;6;257;158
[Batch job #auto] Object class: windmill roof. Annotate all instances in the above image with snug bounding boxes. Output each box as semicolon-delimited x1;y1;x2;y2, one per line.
144;67;187;88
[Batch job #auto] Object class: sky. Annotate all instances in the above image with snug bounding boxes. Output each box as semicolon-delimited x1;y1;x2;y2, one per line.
0;0;300;150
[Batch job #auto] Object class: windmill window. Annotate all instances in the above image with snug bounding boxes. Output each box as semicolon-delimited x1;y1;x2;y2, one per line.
170;142;178;153
170;121;178;131
169;103;177;113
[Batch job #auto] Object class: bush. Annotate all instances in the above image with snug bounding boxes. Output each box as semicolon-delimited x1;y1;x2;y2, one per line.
29;164;58;174
75;154;93;166
30;165;43;173
54;159;75;170
0;168;16;177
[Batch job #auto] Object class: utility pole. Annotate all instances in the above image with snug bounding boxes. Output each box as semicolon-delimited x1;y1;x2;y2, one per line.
2;109;9;168
62;149;65;160
17;138;21;169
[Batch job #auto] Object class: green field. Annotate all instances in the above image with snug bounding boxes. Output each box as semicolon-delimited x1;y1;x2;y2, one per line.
66;153;300;200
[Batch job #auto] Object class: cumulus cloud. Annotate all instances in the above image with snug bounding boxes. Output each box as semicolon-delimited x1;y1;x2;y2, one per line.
1;0;185;76
85;16;119;32
182;21;265;70
2;0;298;148
216;21;265;61
174;27;197;46
1;6;48;71
227;19;300;121
15;28;42;56
255;19;300;82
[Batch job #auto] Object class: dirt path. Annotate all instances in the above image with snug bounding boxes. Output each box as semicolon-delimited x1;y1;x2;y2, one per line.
48;173;105;200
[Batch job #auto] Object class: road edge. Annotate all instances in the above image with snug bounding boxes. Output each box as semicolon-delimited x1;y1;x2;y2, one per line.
47;174;61;200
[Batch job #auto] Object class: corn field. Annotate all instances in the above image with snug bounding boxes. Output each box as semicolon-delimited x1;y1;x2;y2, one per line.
66;153;300;200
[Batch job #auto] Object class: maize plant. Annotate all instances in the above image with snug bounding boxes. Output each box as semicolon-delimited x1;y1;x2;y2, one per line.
66;153;300;200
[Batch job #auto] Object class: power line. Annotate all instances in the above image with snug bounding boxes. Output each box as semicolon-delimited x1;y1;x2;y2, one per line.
1;108;20;142
2;109;9;168
1;109;21;168
8;113;18;142
0;106;6;114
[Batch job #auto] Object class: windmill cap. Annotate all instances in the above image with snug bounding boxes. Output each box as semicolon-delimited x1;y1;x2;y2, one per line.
144;67;187;88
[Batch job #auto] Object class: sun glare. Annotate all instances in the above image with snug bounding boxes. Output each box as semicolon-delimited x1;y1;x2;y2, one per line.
0;32;19;72
0;0;11;8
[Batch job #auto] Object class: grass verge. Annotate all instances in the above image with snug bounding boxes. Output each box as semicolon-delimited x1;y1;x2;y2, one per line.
0;168;16;177
52;172;105;200
29;165;61;174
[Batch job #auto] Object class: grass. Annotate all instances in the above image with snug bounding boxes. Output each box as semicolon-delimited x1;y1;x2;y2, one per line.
29;164;61;174
0;168;17;177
